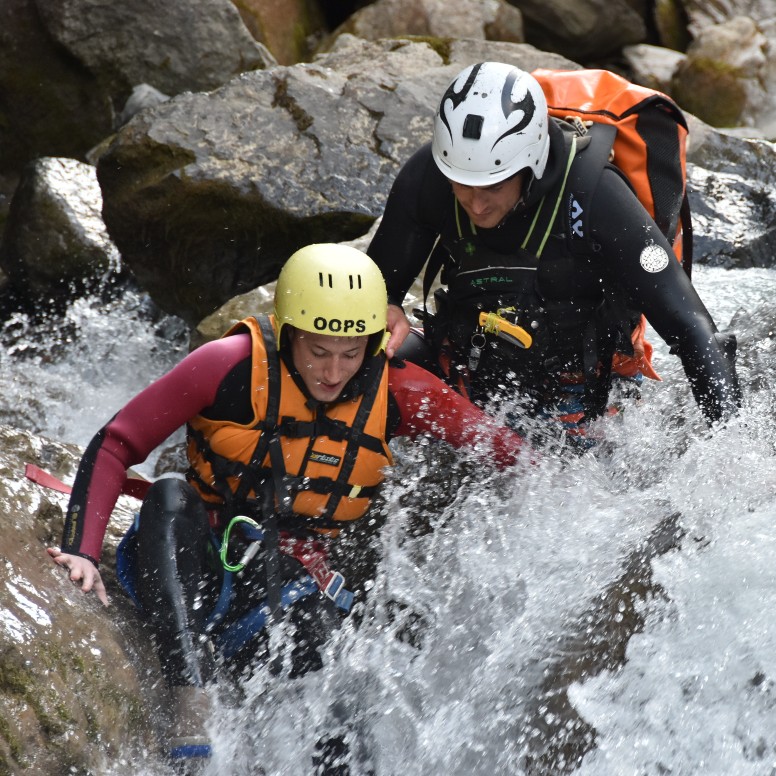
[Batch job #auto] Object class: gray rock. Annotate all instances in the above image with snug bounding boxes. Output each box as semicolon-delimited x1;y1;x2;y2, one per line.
672;16;769;130
512;0;647;60
94;37;577;325
0;0;270;176
686;116;776;269
679;1;776;137
0;425;163;774
324;0;524;47
0;158;120;302
622;43;686;93
116;83;171;129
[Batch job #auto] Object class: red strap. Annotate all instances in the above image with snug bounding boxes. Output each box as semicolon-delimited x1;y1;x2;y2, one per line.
24;463;73;494
279;536;337;591
24;463;150;500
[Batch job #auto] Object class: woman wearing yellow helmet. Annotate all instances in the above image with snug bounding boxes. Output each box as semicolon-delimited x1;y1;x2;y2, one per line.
47;243;529;770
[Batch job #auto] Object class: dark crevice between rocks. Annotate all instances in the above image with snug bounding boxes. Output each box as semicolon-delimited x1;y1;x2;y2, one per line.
272;75;321;153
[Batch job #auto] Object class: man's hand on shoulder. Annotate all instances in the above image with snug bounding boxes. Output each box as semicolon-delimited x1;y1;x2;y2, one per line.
385;304;411;359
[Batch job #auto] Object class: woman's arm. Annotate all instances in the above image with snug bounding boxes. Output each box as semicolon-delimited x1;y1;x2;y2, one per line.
59;334;253;564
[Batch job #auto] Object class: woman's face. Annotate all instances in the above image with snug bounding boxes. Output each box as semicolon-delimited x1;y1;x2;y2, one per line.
289;328;368;402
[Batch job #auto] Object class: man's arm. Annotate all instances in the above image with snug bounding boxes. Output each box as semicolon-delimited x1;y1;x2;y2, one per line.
368;143;448;355
388;360;529;468
593;170;741;423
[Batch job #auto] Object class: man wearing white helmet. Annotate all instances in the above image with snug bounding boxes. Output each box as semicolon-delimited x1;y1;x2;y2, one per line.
47;243;529;772
368;62;741;431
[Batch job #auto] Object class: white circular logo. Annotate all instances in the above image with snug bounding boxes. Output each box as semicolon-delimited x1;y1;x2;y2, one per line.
640;244;670;273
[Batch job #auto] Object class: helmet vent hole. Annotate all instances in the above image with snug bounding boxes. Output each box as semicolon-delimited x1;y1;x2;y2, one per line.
318;272;334;288
348;274;363;290
462;114;484;140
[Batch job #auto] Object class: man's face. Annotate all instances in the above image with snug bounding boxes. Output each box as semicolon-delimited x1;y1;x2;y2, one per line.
289;328;369;402
450;172;525;229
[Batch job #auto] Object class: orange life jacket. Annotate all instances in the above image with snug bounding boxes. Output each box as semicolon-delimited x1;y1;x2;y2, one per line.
186;315;393;529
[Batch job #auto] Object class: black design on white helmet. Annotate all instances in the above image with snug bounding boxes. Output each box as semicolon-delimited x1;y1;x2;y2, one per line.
432;62;550;186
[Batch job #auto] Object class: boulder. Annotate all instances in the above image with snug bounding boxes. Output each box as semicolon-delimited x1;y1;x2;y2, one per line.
0;426;163;775
324;0;524;47
685;115;776;269
0;158;120;305
678;1;776;136
622;43;686;94
671;16;769;130
94;37;577;325
0;0;272;176
512;0;647;61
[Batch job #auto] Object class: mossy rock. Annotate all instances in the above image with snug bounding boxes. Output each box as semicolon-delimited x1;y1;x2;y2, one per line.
672;58;747;128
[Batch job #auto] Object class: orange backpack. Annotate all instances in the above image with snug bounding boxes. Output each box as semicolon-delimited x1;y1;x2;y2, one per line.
532;67;692;270
532;68;693;380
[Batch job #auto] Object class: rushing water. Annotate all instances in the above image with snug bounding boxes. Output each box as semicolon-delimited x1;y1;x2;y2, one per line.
3;266;776;775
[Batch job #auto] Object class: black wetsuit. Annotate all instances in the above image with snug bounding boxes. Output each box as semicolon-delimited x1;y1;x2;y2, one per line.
368;119;741;424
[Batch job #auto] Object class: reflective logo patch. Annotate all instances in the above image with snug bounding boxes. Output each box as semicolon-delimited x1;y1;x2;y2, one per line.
569;196;584;237
310;451;341;467
640;244;670;273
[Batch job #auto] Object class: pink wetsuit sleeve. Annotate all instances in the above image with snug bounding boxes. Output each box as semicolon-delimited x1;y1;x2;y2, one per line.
64;334;252;561
388;360;527;469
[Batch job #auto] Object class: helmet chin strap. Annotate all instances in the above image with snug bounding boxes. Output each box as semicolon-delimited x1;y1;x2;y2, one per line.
496;170;533;228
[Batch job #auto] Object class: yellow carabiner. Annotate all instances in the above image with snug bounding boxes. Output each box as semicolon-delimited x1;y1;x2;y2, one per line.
478;310;533;349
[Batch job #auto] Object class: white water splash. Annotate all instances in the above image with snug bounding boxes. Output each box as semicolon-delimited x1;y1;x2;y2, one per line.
7;267;776;775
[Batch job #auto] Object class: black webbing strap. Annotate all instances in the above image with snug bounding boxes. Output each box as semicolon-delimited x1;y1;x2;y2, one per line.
420;234;446;316
259;477;281;617
277;415;386;455
319;361;385;523
635;99;692;278
277;415;348;441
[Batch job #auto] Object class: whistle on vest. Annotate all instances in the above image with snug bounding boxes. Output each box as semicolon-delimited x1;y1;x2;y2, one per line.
478;310;533;350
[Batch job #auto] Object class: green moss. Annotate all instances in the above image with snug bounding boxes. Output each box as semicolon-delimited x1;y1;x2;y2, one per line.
0;650;33;696
388;35;453;63
0;753;16;776
654;0;691;52
0;713;24;765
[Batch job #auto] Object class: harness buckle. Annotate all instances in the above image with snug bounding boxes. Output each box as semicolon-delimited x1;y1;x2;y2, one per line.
323;571;354;610
324;571;345;601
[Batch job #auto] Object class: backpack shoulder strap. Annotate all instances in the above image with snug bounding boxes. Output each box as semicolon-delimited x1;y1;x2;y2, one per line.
420;233;443;314
559;122;617;254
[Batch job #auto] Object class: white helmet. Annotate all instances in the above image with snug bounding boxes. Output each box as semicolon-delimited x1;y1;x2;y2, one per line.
432;62;550;187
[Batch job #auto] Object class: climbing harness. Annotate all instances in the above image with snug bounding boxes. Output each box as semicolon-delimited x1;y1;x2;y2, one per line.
116;510;354;661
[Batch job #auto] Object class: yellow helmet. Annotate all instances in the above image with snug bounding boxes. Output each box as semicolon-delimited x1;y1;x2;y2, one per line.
274;243;388;353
